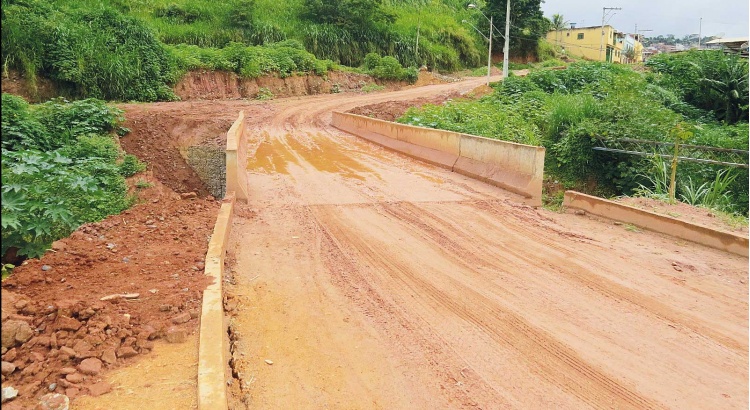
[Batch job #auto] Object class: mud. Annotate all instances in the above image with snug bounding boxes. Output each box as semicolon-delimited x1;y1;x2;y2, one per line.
221;77;748;409
2;73;746;410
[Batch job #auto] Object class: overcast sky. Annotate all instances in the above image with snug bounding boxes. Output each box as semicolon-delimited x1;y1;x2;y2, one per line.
540;0;749;39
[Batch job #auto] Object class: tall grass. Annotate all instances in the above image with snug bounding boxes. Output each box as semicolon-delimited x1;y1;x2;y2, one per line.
3;2;177;101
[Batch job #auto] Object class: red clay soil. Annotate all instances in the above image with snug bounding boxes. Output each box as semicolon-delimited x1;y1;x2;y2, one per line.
116;104;235;197
346;82;494;122
0;174;219;409
347;91;463;122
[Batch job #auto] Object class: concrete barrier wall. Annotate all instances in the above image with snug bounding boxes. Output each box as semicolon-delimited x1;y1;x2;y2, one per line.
198;193;235;410
225;112;248;201
563;191;749;257
332;112;544;205
455;135;544;204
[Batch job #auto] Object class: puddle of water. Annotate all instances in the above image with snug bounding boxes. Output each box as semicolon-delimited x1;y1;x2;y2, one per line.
289;135;375;181
247;132;383;181
246;133;298;174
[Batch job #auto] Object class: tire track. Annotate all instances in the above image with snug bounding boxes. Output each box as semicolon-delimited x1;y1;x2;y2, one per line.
471;200;748;356
314;204;667;410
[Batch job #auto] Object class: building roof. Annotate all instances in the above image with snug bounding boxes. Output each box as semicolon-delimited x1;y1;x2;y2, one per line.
549;25;613;31
705;37;748;45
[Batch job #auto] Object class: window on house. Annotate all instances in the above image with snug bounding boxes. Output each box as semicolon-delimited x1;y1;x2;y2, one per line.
577;33;584;40
567;32;570;37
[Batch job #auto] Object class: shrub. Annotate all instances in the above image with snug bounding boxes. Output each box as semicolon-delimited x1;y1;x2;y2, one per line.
256;87;274;100
2;4;177;101
646;50;749;124
372;56;403;80
1;96;140;259
365;54;418;84
169;42;333;79
364;53;382;70
118;154;147;177
1;94;49;151
397;61;749;214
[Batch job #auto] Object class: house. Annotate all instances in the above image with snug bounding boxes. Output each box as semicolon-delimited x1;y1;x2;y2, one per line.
547;25;643;62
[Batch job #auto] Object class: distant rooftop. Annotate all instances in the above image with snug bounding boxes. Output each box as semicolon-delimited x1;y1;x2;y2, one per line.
705;37;749;45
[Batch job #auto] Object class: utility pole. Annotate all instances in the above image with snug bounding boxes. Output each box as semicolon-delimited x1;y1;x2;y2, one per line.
503;0;510;79
487;15;493;85
600;7;622;61
698;18;702;49
415;14;420;65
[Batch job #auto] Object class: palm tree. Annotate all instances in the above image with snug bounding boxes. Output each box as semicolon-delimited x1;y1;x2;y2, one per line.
550;14;567;46
551;14;566;31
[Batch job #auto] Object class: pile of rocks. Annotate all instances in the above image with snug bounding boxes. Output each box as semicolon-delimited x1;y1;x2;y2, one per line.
1;290;194;408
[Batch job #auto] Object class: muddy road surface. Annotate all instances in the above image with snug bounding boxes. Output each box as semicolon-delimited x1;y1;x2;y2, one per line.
220;77;748;409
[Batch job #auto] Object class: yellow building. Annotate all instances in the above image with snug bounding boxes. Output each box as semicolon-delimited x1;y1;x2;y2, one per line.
546;25;642;63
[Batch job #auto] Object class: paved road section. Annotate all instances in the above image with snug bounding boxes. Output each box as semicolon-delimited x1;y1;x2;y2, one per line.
223;77;748;410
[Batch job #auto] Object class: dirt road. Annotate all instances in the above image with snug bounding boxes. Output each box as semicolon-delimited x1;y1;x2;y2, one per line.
223;77;748;409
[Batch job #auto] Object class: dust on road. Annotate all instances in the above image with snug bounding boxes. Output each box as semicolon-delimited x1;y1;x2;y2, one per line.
218;78;748;409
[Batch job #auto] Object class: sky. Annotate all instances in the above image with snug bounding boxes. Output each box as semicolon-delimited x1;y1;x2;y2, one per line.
540;0;749;39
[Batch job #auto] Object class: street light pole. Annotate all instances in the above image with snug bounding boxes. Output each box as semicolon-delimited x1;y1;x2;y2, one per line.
487;15;493;85
468;2;510;83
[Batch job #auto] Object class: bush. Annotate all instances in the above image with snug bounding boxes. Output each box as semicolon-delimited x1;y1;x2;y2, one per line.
364;53;418;84
398;61;749;214
1;94;49;151
1;95;141;259
646;51;749;124
364;53;382;71
118;154;147;177
169;42;333;79
256;87;274;100
2;4;178;101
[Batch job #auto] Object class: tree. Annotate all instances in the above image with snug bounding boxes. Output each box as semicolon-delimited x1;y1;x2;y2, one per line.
696;54;749;124
479;0;550;58
550;13;566;31
550;13;567;46
624;47;635;63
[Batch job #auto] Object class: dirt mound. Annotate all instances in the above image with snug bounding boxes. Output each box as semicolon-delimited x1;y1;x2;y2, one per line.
346;92;463;122
414;70;458;87
1;70;61;103
174;70;383;101
117;103;240;197
0;175;220;409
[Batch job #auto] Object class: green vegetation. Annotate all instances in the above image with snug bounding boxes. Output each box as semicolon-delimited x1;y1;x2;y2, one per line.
399;56;749;215
363;53;418;83
4;0;530;101
169;40;336;79
361;83;386;93
646;50;749;124
2;2;178;101
256;87;274;100
481;0;551;58
624;224;642;233
1;94;143;259
135;179;154;189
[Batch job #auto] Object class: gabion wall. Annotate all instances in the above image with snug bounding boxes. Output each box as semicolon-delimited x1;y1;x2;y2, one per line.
186;145;226;199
